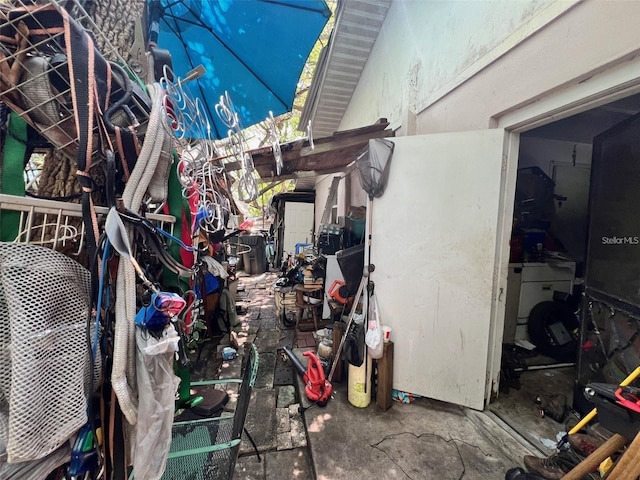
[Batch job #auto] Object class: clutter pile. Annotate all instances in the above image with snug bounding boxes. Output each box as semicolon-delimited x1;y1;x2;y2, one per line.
509;366;640;479
0;0;328;478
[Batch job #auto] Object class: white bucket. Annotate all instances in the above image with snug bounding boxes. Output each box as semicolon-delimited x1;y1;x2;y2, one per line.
348;355;372;408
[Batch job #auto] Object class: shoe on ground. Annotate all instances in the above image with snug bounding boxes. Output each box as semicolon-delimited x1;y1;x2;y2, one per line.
506;467;546;479
535;393;567;423
568;432;605;456
523;450;584;480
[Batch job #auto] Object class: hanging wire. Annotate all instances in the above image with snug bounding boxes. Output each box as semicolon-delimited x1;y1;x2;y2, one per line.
214;91;258;202
160;65;232;232
266;111;283;175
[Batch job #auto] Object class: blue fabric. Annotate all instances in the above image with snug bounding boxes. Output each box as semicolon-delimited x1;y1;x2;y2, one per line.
150;0;330;138
195;272;220;298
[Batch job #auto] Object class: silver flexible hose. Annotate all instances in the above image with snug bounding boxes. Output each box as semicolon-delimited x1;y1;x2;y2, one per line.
111;83;166;425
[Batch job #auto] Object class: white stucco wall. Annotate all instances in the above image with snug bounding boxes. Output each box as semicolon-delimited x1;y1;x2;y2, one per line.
338;0;640;136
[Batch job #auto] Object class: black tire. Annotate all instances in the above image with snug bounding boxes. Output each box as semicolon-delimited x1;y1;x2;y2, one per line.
527;301;579;361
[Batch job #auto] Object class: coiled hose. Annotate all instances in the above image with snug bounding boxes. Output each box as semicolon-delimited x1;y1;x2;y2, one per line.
111;83;167;425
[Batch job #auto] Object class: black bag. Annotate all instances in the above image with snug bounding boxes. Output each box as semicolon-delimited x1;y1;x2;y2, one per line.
343;321;365;367
505;468;545;480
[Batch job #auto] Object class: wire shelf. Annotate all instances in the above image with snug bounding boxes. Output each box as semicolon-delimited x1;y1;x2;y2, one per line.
0;193;175;254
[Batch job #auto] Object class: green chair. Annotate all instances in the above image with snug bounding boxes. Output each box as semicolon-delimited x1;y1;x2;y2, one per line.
161;343;260;480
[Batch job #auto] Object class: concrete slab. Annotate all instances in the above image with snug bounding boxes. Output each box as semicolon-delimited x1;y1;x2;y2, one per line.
242;389;277;453
254;352;275;389
289;412;307;449
265;449;313;479
277;386;296;408
223;271;543;480
255;330;280;353
489;367;574;455
276;431;293;450
276;408;290;434
233;454;264;480
259;314;277;330
277;328;296;349
304;384;532;480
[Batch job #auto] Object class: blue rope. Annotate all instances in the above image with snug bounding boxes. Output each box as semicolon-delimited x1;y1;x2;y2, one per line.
93;240;110;359
156;226;196;251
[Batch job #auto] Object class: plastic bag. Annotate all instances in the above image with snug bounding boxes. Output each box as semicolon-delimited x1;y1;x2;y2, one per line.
142;324;180;356
365;295;384;359
133;325;180;480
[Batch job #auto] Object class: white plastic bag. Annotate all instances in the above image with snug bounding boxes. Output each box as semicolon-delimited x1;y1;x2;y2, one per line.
133;324;180;480
365;294;384;359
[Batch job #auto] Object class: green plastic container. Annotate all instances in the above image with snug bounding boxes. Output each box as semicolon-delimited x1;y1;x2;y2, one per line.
347;216;365;241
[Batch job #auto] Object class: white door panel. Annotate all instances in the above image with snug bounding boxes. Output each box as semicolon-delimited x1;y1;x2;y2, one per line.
371;130;505;410
283;202;314;256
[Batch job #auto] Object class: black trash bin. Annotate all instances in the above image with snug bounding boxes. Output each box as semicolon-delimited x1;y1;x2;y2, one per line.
239;235;267;274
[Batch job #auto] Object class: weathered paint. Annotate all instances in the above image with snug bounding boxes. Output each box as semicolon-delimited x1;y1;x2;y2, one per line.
315;0;640;407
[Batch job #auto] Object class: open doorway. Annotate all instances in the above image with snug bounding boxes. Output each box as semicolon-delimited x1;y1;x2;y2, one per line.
491;92;640;453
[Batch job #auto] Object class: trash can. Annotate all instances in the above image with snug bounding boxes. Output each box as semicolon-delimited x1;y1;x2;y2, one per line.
239;235;267;274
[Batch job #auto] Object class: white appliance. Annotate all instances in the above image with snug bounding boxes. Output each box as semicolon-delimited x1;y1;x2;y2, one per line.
322;254;344;319
505;261;576;343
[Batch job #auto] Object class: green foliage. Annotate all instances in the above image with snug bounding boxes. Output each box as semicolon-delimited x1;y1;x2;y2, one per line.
186;319;208;351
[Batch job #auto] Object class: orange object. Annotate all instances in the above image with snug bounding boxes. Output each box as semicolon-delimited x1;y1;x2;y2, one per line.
328;280;347;304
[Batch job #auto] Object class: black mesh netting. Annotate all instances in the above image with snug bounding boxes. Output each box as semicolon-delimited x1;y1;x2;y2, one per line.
356;138;394;199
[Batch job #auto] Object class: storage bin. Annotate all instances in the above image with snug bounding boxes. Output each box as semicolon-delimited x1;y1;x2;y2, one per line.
590;394;640;441
239;234;267;274
346;216;365;242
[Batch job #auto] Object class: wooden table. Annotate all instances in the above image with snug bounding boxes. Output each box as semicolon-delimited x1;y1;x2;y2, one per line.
294;284;323;332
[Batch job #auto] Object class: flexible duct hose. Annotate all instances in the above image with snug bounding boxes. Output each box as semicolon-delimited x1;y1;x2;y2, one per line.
111;84;167;425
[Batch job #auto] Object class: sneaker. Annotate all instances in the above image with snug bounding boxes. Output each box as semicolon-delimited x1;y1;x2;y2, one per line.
523;450;584;480
568;433;605;456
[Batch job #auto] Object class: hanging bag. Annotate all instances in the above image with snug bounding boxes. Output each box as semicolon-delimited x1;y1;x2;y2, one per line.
344;313;366;367
365;294;384;359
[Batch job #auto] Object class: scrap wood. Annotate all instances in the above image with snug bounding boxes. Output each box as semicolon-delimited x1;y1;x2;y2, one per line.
605;431;640;480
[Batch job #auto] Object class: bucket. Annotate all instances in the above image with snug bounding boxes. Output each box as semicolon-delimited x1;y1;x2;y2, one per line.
314;327;331;344
348;355;372;408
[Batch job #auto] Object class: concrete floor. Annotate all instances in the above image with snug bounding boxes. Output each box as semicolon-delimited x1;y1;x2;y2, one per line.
225;272;545;480
489;367;576;456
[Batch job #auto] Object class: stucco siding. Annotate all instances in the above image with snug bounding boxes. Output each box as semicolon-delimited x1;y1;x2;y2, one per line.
338;0;640;136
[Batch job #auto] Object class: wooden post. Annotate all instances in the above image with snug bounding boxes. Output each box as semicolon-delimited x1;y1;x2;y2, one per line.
376;341;394;411
561;433;627;480
332;322;344;383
